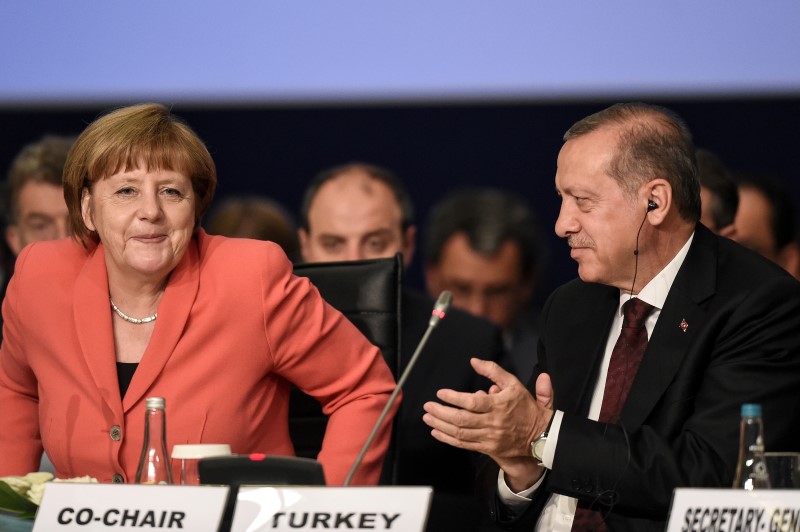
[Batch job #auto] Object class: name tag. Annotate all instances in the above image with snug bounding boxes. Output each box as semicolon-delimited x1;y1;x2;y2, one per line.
231;486;432;531
33;483;229;531
667;488;800;532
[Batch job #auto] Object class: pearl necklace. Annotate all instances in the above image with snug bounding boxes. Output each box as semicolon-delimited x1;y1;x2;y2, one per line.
110;299;157;325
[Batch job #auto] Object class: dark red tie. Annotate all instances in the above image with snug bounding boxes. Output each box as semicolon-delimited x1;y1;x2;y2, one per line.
571;297;654;532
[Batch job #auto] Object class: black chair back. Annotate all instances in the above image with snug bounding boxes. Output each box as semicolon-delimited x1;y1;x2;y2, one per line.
290;254;403;466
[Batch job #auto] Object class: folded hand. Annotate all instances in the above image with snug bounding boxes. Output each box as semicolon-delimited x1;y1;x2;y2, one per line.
422;358;553;462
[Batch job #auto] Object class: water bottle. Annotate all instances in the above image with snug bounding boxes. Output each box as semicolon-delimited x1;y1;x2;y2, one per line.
135;397;174;484
732;403;771;490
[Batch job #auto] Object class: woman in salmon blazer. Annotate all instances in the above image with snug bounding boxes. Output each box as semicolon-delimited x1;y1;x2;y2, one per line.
0;103;397;486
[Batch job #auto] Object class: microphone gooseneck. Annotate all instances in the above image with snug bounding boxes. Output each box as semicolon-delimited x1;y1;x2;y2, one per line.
342;291;453;486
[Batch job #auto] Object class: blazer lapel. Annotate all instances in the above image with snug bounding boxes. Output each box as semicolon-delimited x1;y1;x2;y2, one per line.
122;238;200;411
621;225;717;428
73;243;121;417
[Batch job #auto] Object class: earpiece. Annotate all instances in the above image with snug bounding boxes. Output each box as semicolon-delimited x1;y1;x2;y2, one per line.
647;200;658;212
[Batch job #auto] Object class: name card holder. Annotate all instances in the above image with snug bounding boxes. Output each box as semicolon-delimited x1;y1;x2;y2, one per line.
667;488;800;532
231;486;432;532
33;483;229;531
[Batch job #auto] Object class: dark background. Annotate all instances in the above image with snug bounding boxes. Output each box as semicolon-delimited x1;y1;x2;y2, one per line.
2;96;798;303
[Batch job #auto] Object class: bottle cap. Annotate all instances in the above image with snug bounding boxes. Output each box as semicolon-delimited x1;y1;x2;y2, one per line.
172;444;232;459
741;403;762;417
146;397;166;409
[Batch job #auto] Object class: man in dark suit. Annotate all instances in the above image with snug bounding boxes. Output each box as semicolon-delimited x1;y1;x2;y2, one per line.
423;187;544;383
733;174;800;280
422;103;800;531
298;162;505;532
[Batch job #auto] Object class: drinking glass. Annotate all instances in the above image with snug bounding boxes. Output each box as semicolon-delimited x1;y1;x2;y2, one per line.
764;452;800;489
172;444;231;485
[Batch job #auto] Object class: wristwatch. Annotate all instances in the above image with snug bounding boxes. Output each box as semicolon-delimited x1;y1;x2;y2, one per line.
530;432;548;462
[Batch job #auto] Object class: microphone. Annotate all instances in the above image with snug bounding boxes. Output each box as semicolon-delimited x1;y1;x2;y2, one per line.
342;291;452;486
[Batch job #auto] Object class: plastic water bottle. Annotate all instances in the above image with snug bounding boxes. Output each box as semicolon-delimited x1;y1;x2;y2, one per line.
135;397;174;484
732;403;771;490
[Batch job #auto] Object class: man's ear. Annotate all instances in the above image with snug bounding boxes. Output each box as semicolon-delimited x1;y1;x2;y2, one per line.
6;225;22;256
643;179;672;225
81;188;96;232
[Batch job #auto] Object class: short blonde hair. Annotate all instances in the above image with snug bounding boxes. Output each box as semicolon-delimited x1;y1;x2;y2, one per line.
63;103;217;246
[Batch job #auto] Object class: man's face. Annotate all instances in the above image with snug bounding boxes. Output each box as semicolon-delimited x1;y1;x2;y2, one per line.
734;185;778;261
700;185;736;238
6;181;70;255
425;232;531;330
554;127;645;290
299;170;415;266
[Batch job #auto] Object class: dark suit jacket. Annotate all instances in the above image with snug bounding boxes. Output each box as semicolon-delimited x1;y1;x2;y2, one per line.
482;224;800;531
398;288;505;532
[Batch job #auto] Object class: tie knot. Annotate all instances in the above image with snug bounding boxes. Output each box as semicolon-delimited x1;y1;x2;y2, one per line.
621;298;654;328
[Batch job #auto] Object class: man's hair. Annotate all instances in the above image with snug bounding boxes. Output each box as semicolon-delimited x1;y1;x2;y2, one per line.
299;162;414;231
423;187;543;279
63;103;217;247
564;102;701;222
696;148;738;230
206;196;300;261
737;174;798;252
5;135;76;224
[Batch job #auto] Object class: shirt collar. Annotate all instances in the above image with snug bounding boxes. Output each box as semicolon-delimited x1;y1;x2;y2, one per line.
619;232;694;312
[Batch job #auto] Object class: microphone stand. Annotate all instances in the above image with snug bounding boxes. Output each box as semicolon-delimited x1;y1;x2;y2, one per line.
343;291;452;486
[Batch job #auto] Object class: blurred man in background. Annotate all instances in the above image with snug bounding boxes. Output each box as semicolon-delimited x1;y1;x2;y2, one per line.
299;162;503;532
4;136;74;258
734;175;800;279
205;195;300;261
423;187;544;382
3;136;75;325
695;148;738;237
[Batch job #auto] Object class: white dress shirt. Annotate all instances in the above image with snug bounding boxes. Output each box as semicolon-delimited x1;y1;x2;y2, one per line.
497;234;694;531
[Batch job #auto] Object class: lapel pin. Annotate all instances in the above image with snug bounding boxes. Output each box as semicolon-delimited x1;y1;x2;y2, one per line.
679;319;689;333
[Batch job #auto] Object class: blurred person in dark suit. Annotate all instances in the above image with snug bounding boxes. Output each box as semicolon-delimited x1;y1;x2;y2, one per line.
695;148;738;238
4;135;74;258
734;174;800;279
299;162;504;532
423;187;544;383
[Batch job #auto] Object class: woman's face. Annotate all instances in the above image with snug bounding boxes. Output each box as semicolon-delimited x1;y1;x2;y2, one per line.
81;166;196;283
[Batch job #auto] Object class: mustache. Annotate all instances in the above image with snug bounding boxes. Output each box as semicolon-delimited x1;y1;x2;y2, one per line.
567;236;594;249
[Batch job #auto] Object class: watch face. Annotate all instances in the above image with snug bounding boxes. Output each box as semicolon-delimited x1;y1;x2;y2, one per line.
532;436;547;461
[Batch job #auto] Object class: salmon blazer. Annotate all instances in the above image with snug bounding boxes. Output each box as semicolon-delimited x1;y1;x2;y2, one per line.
0;230;397;485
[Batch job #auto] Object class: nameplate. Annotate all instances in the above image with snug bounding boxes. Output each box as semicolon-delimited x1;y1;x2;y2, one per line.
667;488;800;531
231;486;432;531
33;483;229;531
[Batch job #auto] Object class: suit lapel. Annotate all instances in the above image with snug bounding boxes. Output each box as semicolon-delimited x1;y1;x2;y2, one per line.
122;238;200;411
554;285;619;416
73;243;121;417
621;225;717;428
